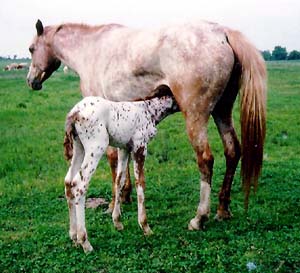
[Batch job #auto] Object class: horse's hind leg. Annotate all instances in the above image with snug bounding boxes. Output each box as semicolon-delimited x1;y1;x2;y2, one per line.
183;113;214;230
212;62;241;220
212;112;241;220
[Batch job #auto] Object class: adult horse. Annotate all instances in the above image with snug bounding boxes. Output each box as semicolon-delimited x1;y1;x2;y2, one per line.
27;19;266;230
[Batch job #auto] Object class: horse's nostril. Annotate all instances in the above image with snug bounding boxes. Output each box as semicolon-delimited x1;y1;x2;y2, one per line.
28;79;42;90
32;82;42;90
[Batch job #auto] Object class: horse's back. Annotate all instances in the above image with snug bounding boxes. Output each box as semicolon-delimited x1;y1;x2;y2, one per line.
96;22;234;101
158;22;234;84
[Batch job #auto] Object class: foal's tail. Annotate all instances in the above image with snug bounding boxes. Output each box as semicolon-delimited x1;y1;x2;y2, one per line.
64;111;79;161
225;28;267;209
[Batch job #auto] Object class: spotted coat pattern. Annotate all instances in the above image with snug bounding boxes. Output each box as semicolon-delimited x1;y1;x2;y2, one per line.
64;95;178;252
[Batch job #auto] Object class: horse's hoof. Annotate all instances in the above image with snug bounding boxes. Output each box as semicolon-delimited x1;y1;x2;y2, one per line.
214;209;233;221
188;215;209;230
188;218;200;230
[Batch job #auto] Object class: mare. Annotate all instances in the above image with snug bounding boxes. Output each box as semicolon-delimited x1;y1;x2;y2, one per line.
27;19;267;231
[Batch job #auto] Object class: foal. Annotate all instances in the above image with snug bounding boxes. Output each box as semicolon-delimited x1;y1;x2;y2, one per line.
64;93;178;252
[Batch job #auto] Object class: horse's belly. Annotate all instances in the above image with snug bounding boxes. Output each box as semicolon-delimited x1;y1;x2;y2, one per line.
102;73;165;101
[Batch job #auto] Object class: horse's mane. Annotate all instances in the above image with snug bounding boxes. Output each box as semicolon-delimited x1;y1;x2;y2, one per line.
55;23;123;34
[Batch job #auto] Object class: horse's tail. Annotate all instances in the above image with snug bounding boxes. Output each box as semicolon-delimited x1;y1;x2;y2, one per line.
225;28;267;209
64;111;79;161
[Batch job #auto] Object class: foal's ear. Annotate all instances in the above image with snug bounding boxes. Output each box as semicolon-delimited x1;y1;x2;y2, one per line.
36;19;44;36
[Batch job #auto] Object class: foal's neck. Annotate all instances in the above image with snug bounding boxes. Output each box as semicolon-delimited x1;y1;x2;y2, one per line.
144;96;176;125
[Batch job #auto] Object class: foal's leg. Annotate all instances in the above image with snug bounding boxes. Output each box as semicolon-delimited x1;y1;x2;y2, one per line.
64;138;84;242
72;144;106;252
107;147;132;213
133;146;152;235
70;131;109;252
112;149;129;230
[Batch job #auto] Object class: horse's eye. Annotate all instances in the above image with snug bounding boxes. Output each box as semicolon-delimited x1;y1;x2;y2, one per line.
29;46;35;54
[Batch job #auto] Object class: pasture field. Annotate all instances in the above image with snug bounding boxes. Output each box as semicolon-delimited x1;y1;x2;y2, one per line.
0;60;299;273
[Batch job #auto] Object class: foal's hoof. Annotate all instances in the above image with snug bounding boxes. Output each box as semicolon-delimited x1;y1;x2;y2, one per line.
82;241;94;253
114;222;124;231
104;207;113;214
69;232;77;243
214;209;233;221
143;226;153;236
105;202;115;214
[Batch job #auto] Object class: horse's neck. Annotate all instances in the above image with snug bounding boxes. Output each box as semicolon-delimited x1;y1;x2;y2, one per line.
145;97;174;124
51;24;105;76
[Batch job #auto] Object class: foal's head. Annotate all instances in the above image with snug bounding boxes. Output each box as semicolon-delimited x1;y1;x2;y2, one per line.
27;20;61;90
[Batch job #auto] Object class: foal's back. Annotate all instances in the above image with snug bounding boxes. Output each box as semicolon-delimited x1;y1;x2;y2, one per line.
69;96;156;148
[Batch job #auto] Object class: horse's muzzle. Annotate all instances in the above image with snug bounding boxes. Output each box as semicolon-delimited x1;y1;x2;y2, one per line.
27;78;43;90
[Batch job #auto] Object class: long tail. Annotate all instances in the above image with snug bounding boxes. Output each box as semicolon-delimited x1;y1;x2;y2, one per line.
225;28;267;209
63;111;79;161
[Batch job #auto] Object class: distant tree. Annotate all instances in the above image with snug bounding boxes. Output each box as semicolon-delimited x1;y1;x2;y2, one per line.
13;54;17;60
287;50;300;60
272;46;288;60
261;50;272;61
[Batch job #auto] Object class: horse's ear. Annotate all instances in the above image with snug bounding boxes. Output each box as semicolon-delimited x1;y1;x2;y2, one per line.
36;19;44;36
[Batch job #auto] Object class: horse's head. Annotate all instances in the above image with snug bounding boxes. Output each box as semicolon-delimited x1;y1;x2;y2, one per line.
27;20;61;90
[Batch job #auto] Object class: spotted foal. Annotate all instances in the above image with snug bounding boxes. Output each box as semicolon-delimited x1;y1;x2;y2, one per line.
64;94;178;252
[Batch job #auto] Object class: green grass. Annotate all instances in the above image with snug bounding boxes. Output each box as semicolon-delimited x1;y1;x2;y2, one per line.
0;61;300;273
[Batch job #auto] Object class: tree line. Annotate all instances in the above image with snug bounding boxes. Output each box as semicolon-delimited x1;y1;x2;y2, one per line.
261;46;300;61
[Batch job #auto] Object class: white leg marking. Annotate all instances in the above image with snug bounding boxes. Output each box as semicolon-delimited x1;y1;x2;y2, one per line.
189;180;211;230
198;180;211;216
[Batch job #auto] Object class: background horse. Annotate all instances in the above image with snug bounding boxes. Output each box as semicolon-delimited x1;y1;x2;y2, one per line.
27;19;266;230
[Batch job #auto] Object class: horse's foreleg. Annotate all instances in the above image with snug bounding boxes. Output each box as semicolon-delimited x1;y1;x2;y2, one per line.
133;147;152;235
213;114;241;220
185;115;214;230
64;138;84;242
112;149;129;231
107;147;132;213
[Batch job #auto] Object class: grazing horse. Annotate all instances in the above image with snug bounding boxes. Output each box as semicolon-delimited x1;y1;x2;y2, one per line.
27;19;267;230
4;63;18;71
17;62;29;70
64;91;178;252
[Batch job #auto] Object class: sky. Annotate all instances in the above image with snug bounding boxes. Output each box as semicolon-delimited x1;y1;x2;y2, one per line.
1;0;300;58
